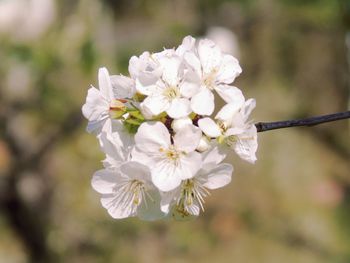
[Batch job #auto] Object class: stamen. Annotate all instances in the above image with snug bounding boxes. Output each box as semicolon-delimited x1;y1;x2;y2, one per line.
160;145;184;166
109;179;147;213
163;86;180;100
217;120;227;132
175;179;210;216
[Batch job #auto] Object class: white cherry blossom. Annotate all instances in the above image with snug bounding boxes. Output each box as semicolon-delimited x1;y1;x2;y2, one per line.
91;161;164;220
198;99;258;163
132;121;202;191
184;39;243;115
83;35;258;221
160;146;232;219
134;50;194;119
82;67;135;134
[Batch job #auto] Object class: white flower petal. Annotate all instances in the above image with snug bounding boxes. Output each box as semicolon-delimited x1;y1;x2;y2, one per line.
186;200;201;216
139;103;155;120
202;146;227;165
151;160;183;191
171;117;192;133
198;39;222;74
241;98;256;121
137;188;165;221
101;194;136;219
180;71;201;98
229;113;246;129
191;88;215;115
131;148;156;167
174;124;202;152
110;74;135;98
141;95;169;116
128;51;162;80
82;86;109;121
184;51;202;78
102;155;120;169
215;85;245;105
216;55;242;84
159;56;182;87
232;125;258;163
166;98;191;119
202;163;233;189
178;151;202;180
135;122;171;152
98;120;133;162
98;67;113;101
91;169;117;194
198;118;221;138
215;102;241;123
135;79;160;96
160;190;178;213
98;131;125;166
196;136;211;152
86;118;107;134
110;119;134;149
100;193;114;209
128;55;141;79
176;35;196;57
225;127;245;136
120;161;151;182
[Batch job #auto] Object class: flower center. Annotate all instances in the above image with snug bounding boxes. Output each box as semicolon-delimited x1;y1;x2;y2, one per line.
163;86;180;100
160;145;183;165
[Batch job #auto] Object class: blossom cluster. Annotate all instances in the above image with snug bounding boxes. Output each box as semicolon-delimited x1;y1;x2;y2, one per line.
82;36;258;220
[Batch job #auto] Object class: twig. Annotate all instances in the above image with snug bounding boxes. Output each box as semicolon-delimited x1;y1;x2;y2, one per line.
255;111;350;132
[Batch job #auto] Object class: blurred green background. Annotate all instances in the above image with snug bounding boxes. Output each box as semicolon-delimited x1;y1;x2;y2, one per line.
0;0;349;262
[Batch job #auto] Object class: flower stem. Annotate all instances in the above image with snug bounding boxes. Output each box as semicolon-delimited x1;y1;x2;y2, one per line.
255;111;350;133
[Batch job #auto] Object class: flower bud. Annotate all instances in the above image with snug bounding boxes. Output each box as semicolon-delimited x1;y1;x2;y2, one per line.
109;99;126;119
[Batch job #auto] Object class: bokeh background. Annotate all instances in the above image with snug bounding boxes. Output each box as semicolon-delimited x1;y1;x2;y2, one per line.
0;0;349;262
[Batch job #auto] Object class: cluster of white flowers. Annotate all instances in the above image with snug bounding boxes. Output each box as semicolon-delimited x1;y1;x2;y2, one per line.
82;36;258;221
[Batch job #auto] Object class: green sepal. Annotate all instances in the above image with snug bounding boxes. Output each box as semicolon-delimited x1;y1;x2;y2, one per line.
133;93;146;102
125;118;142;125
189;112;197;120
128;110;145;120
152;112;167;122
123;122;139;134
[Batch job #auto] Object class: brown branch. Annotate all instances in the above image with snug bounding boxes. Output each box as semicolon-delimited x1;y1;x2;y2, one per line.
255;111;350;132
